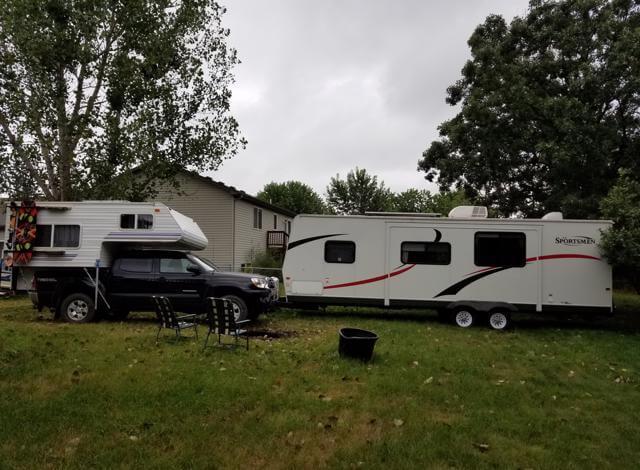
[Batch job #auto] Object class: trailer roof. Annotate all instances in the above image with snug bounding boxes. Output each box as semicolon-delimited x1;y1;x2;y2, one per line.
295;214;613;224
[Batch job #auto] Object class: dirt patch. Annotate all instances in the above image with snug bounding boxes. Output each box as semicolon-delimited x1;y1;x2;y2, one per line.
245;329;297;339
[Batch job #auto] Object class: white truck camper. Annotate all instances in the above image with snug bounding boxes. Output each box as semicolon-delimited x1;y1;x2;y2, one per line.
282;207;613;329
1;201;207;292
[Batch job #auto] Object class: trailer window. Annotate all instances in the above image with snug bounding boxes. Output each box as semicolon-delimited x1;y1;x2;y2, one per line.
120;214;135;229
119;258;153;273
401;242;451;265
325;241;356;264
120;214;153;229
53;225;80;248
474;232;526;267
137;214;153;229
34;225;53;247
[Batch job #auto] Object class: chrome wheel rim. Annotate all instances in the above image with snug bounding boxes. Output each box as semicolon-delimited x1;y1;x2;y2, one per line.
455;310;473;328
489;312;508;330
67;300;89;321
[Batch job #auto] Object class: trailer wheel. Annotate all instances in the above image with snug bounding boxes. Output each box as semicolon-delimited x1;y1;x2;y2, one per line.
60;293;97;323
222;295;248;322
453;308;475;328
488;311;510;331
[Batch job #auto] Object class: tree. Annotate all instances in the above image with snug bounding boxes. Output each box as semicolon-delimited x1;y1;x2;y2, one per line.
326;167;394;215
393;188;472;214
0;0;244;201
257;181;326;214
599;170;640;293
419;0;640;218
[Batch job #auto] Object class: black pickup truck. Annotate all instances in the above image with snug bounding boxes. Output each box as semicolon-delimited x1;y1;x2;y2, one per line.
30;250;278;323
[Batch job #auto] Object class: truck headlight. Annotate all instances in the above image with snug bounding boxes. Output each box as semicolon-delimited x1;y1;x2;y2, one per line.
251;277;268;289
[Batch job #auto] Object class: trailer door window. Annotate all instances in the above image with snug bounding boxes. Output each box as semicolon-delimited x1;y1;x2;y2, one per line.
401;242;451;265
474;232;526;267
325;241;356;263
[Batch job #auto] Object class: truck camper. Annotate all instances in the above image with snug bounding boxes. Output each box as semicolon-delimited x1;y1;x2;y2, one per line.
282;207;613;329
1;201;278;322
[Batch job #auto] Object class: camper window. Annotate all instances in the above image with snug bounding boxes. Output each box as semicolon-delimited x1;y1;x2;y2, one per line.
474;232;526;267
34;224;80;248
119;258;153;273
325;241;356;264
120;214;153;229
53;225;80;247
401;242;451;265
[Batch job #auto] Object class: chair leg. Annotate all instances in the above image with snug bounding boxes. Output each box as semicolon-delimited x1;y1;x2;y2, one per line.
194;324;199;340
203;330;211;350
246;336;249;351
156;326;162;343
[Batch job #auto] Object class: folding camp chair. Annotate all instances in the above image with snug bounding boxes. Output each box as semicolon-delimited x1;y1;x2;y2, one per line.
153;296;199;342
203;297;250;350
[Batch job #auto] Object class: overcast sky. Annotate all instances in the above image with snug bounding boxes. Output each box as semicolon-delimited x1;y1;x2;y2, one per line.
211;0;530;197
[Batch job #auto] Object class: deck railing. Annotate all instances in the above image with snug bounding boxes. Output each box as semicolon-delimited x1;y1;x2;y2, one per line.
267;231;289;249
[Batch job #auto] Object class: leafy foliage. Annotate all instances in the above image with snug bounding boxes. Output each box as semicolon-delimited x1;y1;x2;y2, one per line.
0;0;244;200
393;188;471;215
326;168;394;215
600;170;640;293
419;0;640;218
257;181;326;214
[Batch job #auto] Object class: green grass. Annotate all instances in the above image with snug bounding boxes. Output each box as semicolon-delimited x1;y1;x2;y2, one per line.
1;295;639;469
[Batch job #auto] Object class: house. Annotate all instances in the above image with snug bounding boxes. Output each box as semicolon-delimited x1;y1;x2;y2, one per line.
151;170;296;270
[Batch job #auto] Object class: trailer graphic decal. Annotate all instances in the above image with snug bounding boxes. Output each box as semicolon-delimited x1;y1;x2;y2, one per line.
287;234;347;250
324;264;416;290
435;253;601;297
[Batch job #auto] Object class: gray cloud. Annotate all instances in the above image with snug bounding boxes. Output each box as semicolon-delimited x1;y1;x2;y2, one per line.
211;0;530;197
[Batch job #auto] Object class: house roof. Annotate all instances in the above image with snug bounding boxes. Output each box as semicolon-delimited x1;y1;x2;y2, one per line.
179;170;297;218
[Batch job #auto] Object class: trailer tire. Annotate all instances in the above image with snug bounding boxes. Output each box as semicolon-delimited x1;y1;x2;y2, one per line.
222;295;249;322
488;311;510;331
60;293;97;323
453;307;475;328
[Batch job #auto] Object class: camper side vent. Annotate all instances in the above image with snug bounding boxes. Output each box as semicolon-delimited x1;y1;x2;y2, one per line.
542;212;563;220
448;206;488;219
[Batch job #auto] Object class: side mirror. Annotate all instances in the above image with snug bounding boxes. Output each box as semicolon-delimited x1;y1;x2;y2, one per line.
187;265;202;275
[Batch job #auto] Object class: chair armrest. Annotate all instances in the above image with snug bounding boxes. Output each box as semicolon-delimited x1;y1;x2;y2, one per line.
236;319;251;325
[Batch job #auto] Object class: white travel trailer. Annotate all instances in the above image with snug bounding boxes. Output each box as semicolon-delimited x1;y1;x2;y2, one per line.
282;207;613;329
1;201;207;291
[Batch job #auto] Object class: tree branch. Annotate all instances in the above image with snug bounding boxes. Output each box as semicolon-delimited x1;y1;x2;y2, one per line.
0;110;55;199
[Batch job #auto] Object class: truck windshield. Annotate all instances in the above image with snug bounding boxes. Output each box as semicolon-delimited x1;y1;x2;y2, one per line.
186;253;217;272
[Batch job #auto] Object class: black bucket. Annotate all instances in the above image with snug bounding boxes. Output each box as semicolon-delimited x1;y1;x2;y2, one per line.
339;328;379;362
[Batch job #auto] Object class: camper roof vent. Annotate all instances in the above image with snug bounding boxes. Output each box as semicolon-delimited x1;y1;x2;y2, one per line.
365;211;441;217
542;212;563;220
448;206;488;218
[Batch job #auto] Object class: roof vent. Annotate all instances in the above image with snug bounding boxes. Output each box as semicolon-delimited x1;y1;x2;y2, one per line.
448;206;488;218
542;212;563;220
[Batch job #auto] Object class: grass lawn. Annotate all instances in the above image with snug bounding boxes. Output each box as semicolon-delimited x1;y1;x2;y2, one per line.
1;294;639;469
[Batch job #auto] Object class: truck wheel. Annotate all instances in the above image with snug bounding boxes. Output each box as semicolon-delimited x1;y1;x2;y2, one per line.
453;308;475;328
60;293;97;323
488;311;510;330
222;295;248;322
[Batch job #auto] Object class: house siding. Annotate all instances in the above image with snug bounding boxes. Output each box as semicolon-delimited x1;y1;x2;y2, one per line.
234;199;291;269
152;174;235;269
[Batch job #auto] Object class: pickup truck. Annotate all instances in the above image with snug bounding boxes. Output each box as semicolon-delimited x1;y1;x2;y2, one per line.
30;250;279;323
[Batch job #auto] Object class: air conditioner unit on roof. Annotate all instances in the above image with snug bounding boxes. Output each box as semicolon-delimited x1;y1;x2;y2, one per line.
448;206;488;218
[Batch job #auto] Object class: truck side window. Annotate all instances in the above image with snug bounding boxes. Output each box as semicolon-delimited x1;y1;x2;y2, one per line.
160;258;197;273
401;242;451;265
119;258;153;273
325;241;356;263
474;232;526;267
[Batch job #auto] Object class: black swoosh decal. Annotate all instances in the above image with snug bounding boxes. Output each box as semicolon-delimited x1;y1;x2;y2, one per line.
287;233;347;250
434;266;512;298
434;229;442;243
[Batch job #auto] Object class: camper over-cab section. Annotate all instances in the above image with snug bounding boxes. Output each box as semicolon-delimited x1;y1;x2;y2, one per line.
282;208;613;329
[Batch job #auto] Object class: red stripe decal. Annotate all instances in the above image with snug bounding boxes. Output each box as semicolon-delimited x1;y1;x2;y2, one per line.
324;264;416;290
465;253;601;276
